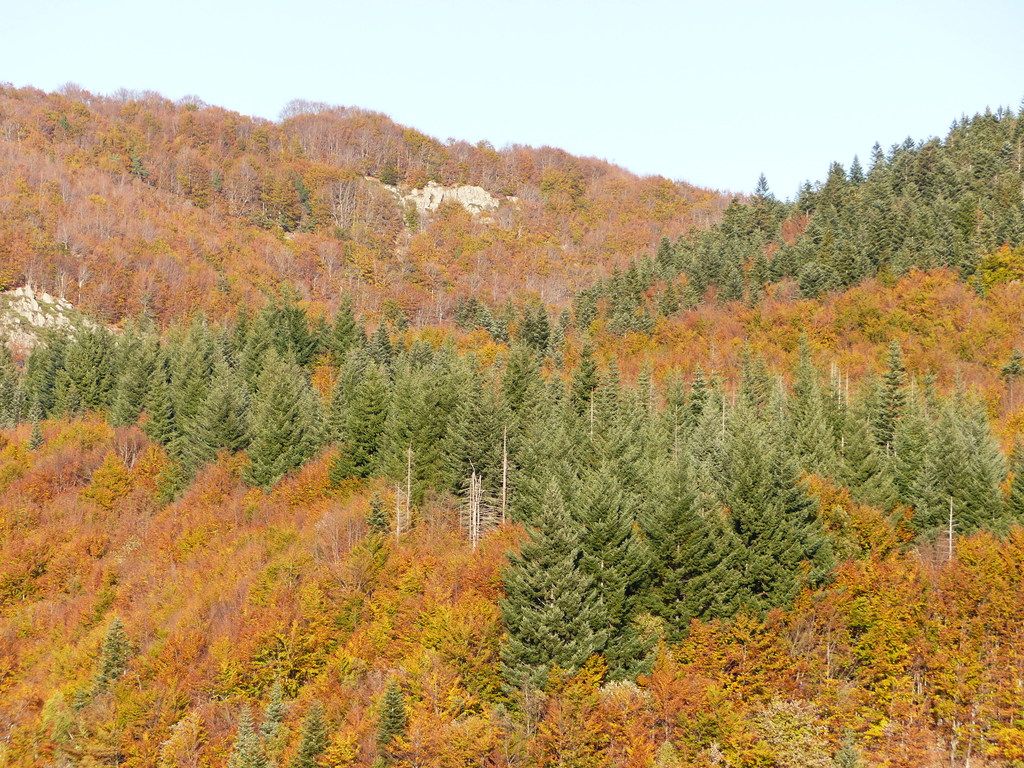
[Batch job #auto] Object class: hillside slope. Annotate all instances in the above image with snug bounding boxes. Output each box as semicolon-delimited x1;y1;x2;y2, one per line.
0;85;726;326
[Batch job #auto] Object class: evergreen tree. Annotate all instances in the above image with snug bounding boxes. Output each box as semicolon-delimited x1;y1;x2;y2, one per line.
642;453;739;638
840;410;897;510
94;617;130;693
500;482;607;689
334;362;389;481
289;704;328;768
143;358;183;455
721;404;833;612
183;356;250;469
29;418;43;451
1007;443;1024;524
789;336;837;475
261;680;286;744
873;341;907;450
570;463;654;679
377;681;408;755
367;493;389;533
243;351;323;488
227;708;269;768
570;342;598;415
326;296;364;364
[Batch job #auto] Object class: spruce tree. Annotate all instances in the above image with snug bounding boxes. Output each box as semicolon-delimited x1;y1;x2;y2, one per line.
289;704;328;768
840;411;897;510
143;358;183;455
243;351;323;488
260;680;286;744
789;337;837;475
500;482;607;689
1007;443;1024;525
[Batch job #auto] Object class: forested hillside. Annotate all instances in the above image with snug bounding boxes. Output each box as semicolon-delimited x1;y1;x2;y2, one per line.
0;85;724;325
1;92;1024;768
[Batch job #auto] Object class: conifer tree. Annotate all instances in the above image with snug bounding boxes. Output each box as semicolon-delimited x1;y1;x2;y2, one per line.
143;358;183;455
569;342;598;415
334;362;389;480
243;351;323;488
789;337;837;475
642;453;739;638
840;410;897;510
873;341;907;450
721;404;833;612
289;704;328;768
110;337;156;427
260;680;286;744
500;483;607;689
571;462;654;679
377;681;408;756
326;300;365;359
367;493;389;533
1007;443;1024;524
227;708;269;768
29;418;43;451
94;617;130;693
183;356;250;469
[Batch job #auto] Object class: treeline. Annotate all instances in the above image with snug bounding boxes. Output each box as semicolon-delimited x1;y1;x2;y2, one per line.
567;105;1024;335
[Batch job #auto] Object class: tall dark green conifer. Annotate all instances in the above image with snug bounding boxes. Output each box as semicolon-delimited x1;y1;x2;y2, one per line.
243;351;323;488
500;483;607;689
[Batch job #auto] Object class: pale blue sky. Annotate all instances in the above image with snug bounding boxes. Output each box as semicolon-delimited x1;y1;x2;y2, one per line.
3;0;1022;197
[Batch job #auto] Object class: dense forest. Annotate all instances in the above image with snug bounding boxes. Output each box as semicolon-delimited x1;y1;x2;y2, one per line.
1;90;1024;768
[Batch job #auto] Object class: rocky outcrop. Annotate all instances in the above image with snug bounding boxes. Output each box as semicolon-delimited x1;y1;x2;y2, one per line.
374;178;514;221
1;285;93;353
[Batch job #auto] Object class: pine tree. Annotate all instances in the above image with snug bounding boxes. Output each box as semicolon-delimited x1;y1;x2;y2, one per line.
289;704;328;768
377;681;408;755
243;351;323;488
500;482;607;689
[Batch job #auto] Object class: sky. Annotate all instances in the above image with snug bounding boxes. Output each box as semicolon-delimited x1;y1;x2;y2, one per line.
2;0;1022;197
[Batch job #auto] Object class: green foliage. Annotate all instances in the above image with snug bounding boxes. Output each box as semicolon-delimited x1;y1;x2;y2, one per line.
243;351;323;487
94;617;130;693
377;681;408;753
500;483;608;689
289;703;328;768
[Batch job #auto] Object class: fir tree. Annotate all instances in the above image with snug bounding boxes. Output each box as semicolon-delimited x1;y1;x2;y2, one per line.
873;341;907;450
227;708;269;768
336;362;389;480
243;351;323;488
289;704;328;768
642;453;739;638
183;356;250;469
570;342;598;415
261;680;286;744
367;493;389;533
500;483;607;689
94;617;130;693
326;297;364;364
377;681;408;755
